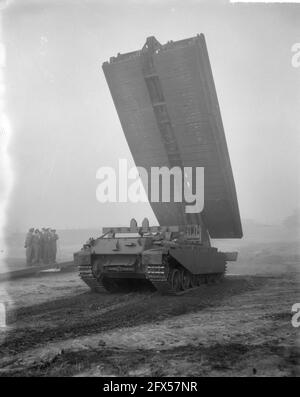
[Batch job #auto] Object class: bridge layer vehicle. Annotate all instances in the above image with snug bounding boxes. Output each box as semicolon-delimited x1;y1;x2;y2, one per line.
74;35;242;294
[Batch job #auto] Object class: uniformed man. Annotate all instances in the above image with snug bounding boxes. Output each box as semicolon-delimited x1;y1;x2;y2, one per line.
43;228;51;264
37;229;43;262
24;228;34;266
50;229;59;263
32;229;41;264
40;228;46;263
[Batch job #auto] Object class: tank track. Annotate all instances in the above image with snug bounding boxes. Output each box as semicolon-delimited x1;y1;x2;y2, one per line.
146;260;226;296
79;257;226;295
146;264;178;295
78;262;107;293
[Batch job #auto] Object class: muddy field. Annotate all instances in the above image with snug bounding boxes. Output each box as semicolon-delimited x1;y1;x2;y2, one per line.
0;267;299;377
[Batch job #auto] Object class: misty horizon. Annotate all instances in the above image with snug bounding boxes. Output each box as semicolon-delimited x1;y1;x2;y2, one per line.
2;0;300;232
4;214;300;235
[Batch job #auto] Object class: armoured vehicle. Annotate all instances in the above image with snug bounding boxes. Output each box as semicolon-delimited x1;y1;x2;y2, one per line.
74;34;243;295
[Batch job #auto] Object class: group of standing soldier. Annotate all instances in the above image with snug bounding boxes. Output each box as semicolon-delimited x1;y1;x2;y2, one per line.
24;228;59;266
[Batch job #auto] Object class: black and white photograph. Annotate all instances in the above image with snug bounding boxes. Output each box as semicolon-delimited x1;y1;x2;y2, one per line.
0;0;299;380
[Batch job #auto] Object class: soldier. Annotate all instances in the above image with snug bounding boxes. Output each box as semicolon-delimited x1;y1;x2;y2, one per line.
24;228;34;266
43;228;51;264
38;229;43;262
32;229;41;264
50;229;59;263
40;228;45;263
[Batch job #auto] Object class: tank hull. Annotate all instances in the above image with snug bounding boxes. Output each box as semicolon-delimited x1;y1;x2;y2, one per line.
74;234;227;295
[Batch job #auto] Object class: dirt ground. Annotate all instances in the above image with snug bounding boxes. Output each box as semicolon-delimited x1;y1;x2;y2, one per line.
0;267;299;377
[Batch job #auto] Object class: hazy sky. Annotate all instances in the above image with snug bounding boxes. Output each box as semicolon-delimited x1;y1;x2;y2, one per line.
2;0;300;231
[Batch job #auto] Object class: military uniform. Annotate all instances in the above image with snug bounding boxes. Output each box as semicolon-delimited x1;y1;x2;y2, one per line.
40;228;46;263
32;230;41;264
24;228;34;266
43;229;51;264
50;230;59;263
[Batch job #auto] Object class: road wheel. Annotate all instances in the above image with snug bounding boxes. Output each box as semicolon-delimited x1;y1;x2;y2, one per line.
214;273;224;283
190;275;198;288
181;270;191;290
206;274;216;284
170;269;181;292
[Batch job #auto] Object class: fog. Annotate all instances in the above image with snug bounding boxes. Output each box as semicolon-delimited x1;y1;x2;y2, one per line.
2;0;300;232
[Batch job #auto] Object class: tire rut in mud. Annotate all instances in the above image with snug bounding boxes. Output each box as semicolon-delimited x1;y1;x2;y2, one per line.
1;341;298;377
0;276;266;360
